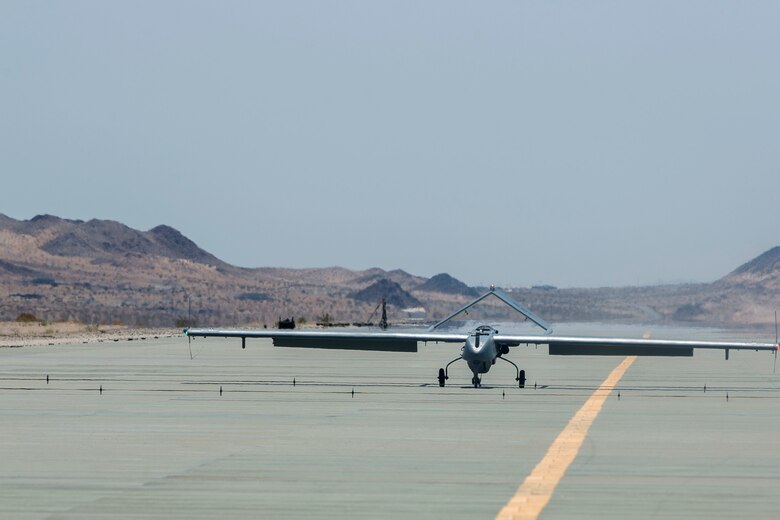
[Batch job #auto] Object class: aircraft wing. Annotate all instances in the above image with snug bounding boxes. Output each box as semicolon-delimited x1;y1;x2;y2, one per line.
186;328;777;357
493;334;779;357
185;328;468;352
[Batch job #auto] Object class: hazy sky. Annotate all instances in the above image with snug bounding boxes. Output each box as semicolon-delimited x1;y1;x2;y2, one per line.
2;1;779;288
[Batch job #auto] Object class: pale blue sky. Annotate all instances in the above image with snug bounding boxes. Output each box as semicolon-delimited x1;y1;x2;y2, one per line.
2;1;779;288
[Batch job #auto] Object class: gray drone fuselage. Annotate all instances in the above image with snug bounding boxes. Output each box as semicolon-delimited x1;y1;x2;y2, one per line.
463;326;500;376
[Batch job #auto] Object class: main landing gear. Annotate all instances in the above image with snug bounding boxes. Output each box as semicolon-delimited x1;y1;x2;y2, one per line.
438;356;462;387
498;356;526;388
437;359;526;388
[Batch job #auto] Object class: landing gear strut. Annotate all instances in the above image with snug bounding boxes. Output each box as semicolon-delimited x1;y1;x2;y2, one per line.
499;356;526;388
472;375;481;388
438;356;462;387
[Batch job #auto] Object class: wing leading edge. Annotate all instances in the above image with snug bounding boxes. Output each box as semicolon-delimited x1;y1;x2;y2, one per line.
494;334;778;357
185;328;468;353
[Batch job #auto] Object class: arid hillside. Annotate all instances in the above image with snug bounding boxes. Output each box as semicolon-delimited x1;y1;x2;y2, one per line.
0;214;474;326
1;214;778;328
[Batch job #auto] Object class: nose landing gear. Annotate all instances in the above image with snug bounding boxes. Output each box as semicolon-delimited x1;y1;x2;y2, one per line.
471;375;482;388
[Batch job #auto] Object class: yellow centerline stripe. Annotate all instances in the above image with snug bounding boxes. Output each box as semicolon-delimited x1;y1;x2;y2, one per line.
495;356;637;520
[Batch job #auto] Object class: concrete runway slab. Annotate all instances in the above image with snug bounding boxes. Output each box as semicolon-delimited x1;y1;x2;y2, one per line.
1;333;778;519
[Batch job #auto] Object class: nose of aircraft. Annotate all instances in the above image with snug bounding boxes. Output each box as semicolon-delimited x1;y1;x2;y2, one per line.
467;359;490;374
463;334;496;373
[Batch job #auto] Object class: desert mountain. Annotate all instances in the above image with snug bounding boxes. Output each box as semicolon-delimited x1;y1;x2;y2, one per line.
1;213;779;328
350;279;422;308
0;214;473;326
417;273;480;298
721;246;780;286
5;214;223;265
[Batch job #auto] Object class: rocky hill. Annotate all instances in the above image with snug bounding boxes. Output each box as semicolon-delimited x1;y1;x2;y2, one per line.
727;246;780;279
350;279;422;308
417;273;479;298
1;213;779;329
0;214;473;327
11;215;224;265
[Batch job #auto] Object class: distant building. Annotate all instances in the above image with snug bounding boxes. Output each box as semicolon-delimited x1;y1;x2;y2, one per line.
401;307;426;320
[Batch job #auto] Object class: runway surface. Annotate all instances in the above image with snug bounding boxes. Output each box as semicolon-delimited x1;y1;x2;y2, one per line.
1;331;779;519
